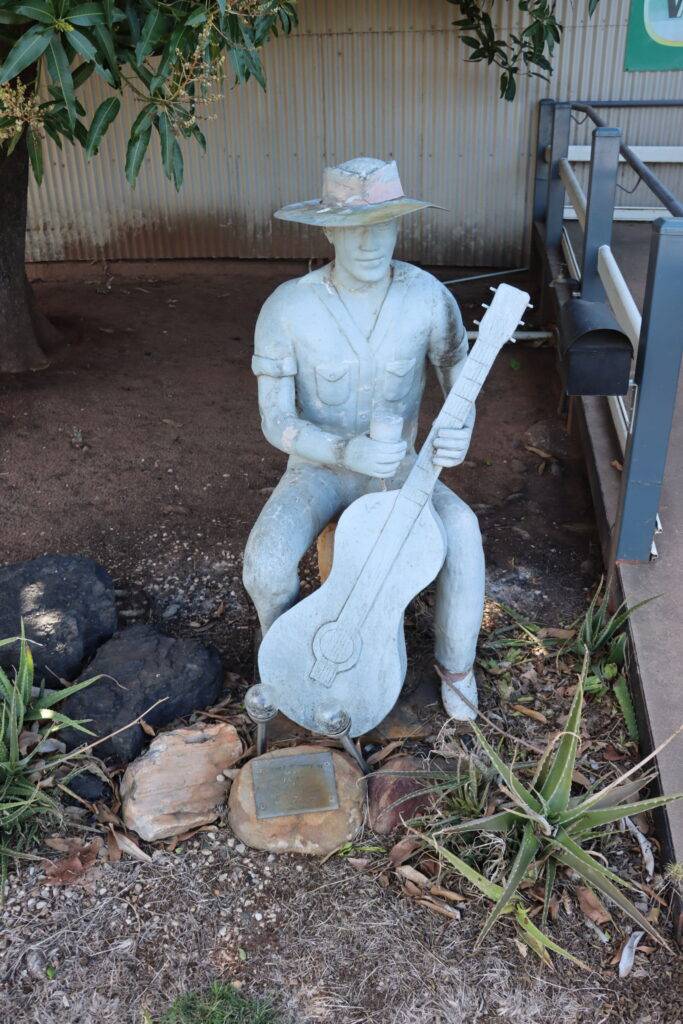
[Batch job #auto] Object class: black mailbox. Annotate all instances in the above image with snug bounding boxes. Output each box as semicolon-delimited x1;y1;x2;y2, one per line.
558;298;632;397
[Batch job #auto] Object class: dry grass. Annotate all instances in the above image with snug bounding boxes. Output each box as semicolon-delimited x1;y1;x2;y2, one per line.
1;825;680;1024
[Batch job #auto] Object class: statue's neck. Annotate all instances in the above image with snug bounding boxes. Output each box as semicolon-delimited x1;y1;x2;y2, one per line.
330;261;393;297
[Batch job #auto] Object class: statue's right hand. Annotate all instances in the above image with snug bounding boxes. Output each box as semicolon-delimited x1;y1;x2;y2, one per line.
342;434;407;479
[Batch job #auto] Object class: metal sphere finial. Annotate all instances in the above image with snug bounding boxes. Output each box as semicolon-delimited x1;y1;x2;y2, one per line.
244;683;277;723
315;704;351;738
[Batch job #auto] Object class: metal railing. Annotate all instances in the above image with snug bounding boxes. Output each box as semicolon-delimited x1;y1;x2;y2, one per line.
533;98;683;563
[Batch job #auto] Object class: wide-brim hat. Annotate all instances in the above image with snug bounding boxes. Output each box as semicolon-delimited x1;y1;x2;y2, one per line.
274;157;437;227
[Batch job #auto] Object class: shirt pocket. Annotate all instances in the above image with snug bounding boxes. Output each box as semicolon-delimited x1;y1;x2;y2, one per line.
315;362;351;406
383;357;416;402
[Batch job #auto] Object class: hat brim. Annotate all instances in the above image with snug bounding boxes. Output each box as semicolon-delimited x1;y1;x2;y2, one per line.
274;196;436;227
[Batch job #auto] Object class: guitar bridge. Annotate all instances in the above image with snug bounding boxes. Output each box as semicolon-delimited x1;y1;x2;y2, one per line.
310;657;337;688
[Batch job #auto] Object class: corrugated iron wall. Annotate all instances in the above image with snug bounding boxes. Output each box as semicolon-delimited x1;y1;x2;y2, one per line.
26;0;683;266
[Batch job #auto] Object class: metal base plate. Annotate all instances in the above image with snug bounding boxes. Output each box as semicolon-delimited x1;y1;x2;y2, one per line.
252;750;339;820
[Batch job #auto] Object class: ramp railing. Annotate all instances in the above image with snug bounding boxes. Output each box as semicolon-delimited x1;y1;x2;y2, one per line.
533;98;683;563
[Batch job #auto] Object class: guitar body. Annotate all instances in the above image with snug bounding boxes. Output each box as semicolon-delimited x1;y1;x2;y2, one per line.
258;488;447;736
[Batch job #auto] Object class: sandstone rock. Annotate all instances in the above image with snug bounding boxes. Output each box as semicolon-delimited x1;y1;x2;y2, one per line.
228;744;365;855
60;624;223;764
0;554;117;681
121;722;242;841
367;754;433;834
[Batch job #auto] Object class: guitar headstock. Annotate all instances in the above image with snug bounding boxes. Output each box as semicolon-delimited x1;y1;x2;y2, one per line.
472;283;531;361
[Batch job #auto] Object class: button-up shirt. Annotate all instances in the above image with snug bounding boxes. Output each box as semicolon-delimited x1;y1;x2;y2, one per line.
252;260;468;464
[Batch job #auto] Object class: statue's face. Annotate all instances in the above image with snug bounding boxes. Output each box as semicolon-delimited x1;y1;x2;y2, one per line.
326;220;399;284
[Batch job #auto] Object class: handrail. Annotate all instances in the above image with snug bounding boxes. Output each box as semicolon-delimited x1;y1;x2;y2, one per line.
571;102;683;218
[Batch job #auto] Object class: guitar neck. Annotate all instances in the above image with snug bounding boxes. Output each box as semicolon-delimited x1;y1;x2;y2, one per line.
400;335;497;509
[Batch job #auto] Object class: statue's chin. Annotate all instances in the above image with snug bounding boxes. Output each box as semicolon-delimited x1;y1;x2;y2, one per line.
346;263;391;286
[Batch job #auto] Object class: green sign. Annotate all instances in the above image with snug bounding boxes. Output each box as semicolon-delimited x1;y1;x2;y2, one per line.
626;0;683;70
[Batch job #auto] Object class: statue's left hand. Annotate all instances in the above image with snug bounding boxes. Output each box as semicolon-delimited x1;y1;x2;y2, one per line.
432;424;472;468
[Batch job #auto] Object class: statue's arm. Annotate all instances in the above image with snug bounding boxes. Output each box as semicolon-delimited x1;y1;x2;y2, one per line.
253;288;406;478
256;371;346;467
427;283;474;468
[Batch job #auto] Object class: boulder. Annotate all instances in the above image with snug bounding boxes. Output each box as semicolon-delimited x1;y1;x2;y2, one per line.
121;722;243;841
228;744;365;855
367;754;434;834
60;624;223;764
0;554;117;681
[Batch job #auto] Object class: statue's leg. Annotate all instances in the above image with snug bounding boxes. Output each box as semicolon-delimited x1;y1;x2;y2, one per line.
431;481;485;720
243;464;346;635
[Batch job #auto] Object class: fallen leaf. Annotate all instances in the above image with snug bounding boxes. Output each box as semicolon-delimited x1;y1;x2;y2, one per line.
366;740;405;766
603;743;627;762
577;886;612;925
140;719;156;737
511;704;548;724
402;880;423;897
430;884;466;904
388;836;421;867
618;930;645;978
106;827;122;863
416;897;459;920
347;857;372;871
537;627;575;640
112;831;153;864
43;838;102;885
396;864;430;888
525;445;552;459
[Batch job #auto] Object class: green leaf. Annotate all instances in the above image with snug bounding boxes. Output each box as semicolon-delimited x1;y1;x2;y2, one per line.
476;821;539;946
515;905;589;969
125;121;151;186
539;669;584;814
134;7;170;65
541;858;556;929
447;810;517;834
67;3;107;27
65;26;97;65
26;126;43;183
13;1;54;25
45;34;75;127
564;792;683;834
170;136;182;191
552;834;668;949
613;675;639;741
156;110;173;179
84;94;119;157
472;723;544;816
0;24;53;83
426;835;506;903
90;20;119;85
71;58;94;87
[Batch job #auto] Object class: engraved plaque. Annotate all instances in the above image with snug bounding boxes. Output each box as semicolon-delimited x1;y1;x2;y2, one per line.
252;750;339;820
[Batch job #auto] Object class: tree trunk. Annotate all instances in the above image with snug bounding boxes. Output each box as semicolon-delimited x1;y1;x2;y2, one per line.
0;135;57;373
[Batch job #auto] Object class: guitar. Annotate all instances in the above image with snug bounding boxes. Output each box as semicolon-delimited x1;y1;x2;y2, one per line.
257;283;531;736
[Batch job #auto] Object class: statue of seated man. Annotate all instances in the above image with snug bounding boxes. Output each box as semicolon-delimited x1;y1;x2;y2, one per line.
243;157;485;720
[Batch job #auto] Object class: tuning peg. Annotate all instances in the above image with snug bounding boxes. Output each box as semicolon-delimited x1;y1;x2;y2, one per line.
489;286;496;293
519;321;526;328
527;302;534;309
472;319;480;327
481;303;489;310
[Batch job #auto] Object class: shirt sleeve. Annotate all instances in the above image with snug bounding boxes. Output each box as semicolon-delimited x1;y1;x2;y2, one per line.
427;282;468;371
251;287;298;378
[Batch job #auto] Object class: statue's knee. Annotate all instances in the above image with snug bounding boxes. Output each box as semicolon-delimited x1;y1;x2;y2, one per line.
243;532;297;604
444;501;481;544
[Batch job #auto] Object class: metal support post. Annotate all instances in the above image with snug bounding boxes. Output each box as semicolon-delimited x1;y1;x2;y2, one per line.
581;127;621;302
545;102;572;250
614;219;683;562
533;99;555;223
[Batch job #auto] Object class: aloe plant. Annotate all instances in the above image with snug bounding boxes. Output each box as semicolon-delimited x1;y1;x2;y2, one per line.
0;629;99;883
426;664;681;964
